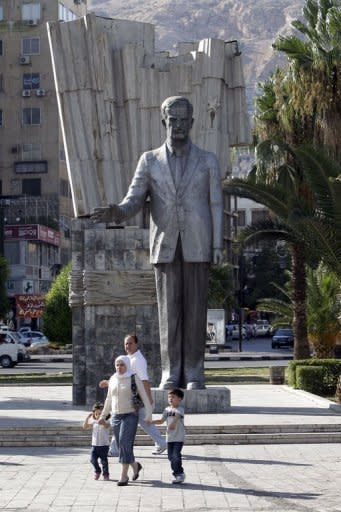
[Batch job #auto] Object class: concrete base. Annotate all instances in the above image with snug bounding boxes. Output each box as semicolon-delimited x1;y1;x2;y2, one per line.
151;386;231;413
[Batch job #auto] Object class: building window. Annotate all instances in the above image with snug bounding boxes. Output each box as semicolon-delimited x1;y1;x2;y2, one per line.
4;242;21;265
27;242;39;266
22;3;41;22
0;179;2;195
0;73;3;91
58;2;77;22
22;178;41;196
251;208;270;225
0;40;3;55
22;143;41;161
23;107;40;125
0;6;3;21
23;73;40;90
0;109;2;127
15;161;47;174
237;210;246;227
22;38;40;55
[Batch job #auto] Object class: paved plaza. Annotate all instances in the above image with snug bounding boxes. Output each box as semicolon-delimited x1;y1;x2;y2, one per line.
1;385;341;511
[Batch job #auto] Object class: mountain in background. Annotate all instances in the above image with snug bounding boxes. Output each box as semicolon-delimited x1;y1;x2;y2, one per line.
88;0;305;112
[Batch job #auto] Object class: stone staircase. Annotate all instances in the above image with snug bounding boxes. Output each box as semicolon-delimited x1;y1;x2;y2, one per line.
1;423;341;447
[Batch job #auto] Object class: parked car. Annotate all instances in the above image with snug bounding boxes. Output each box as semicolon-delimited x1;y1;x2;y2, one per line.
254;321;272;337
15;331;32;347
0;339;18;368
226;324;247;340
272;328;294;349
0;331;30;363
18;326;32;334
29;339;50;349
20;331;49;345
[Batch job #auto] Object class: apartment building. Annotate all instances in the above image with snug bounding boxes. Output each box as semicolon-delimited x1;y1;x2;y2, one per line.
0;1;86;321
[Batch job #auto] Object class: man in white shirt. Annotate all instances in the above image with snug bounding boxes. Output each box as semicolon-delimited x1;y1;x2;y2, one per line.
100;334;167;455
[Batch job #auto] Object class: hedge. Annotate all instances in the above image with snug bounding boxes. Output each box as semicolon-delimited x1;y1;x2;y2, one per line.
288;359;341;395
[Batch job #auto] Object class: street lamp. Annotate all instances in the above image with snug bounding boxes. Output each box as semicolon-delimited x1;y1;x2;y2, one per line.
0;199;5;256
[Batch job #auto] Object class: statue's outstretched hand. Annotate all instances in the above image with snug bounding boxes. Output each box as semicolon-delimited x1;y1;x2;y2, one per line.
91;204;124;224
213;248;223;265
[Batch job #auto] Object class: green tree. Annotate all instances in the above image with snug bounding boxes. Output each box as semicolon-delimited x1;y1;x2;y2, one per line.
208;264;234;311
0;256;10;320
306;264;341;358
272;0;341;159
235;1;341;357
225;170;311;359
43;263;71;345
241;245;290;310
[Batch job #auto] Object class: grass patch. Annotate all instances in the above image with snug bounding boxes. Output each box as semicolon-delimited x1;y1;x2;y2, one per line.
0;373;72;384
204;367;272;384
0;367;277;386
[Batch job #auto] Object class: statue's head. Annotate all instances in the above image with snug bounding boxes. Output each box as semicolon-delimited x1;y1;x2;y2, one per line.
161;96;194;144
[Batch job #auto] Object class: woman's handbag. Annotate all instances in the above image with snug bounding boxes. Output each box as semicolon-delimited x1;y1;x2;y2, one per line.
131;374;144;410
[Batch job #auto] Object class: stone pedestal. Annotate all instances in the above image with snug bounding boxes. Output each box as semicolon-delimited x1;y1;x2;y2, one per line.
151;386;231;414
70;219;160;406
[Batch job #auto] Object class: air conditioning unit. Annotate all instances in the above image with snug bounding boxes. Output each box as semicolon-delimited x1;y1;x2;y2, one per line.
36;89;46;97
22;89;31;97
19;55;31;65
28;19;38;26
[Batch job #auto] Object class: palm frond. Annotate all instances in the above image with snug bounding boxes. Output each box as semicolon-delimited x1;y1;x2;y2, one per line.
294;145;341;224
273;35;314;68
223;178;290;219
237;217;297;246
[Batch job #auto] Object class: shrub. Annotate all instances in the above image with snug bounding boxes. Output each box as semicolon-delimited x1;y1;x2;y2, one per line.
296;366;326;395
288;359;341;395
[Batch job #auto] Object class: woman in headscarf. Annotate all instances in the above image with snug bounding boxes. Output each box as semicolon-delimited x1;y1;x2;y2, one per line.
99;355;152;485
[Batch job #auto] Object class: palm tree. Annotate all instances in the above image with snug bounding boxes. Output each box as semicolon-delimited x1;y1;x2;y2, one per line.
306;264;341;357
293;145;341;279
234;0;341;358
225;144;341;358
272;0;341;159
225;175;311;359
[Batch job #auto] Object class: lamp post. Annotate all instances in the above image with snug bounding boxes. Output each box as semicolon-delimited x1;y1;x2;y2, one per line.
0;198;5;257
237;251;244;352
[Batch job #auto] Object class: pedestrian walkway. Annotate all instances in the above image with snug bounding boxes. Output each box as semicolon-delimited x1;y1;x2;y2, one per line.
1;385;341;511
0;384;340;428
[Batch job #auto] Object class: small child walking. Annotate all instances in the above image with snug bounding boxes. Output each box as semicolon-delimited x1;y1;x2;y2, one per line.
83;402;111;480
151;388;186;484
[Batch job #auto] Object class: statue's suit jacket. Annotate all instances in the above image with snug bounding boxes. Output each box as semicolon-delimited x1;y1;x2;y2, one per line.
119;142;223;264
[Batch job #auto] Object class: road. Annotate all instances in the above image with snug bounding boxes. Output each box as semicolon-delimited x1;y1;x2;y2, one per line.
0;359;72;375
0;337;293;375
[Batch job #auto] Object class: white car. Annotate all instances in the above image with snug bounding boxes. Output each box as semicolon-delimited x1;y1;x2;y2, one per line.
29;339;50;349
254;324;272;337
0;341;18;367
226;325;247;340
20;331;49;345
0;331;30;363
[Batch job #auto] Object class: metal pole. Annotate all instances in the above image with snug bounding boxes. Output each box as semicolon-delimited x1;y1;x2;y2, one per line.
238;252;243;352
0;203;4;257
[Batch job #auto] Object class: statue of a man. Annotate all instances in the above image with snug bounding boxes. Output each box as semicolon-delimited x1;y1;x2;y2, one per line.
91;96;223;389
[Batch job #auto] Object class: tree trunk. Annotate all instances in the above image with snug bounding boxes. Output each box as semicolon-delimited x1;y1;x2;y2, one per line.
291;243;310;359
335;375;341;404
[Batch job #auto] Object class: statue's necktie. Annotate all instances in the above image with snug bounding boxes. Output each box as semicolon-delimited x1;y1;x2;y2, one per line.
175;155;183;188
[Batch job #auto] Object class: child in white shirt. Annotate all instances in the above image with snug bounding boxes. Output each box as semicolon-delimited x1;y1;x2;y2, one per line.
83;402;111;480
